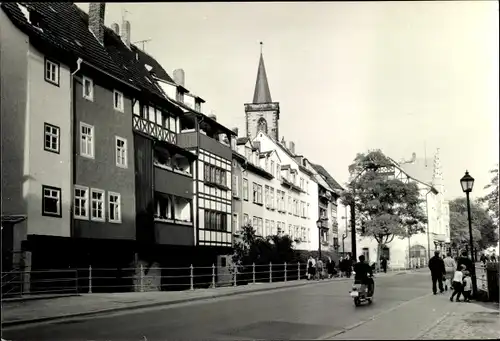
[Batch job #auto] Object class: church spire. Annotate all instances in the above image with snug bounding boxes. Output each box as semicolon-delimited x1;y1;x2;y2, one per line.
252;42;272;104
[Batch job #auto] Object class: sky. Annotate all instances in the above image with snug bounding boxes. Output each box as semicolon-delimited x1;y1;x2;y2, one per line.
78;1;499;201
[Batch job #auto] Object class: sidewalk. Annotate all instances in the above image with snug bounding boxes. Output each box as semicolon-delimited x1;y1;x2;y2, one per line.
2;270;405;328
323;292;499;340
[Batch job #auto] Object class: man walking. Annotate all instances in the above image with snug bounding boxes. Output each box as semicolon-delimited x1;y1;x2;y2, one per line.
457;250;473;272
380;256;388;273
428;250;445;295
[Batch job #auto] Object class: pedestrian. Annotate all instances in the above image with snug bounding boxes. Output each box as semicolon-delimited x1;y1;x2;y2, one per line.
339;256;345;277
462;270;472;302
380;256;388;273
480;253;487;265
428;250;445;294
345;254;353;278
307;256;316;280
491;253;497;263
443;252;456;291
326;257;335;279
457;250;473;273
316;258;324;280
450;265;466;302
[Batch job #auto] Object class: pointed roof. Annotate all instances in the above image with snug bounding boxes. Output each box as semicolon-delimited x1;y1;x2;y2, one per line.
252;46;272;104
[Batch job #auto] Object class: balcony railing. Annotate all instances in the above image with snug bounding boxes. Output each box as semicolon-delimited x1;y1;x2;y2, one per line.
133;116;176;144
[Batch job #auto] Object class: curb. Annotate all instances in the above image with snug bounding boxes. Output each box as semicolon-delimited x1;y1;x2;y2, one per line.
2;294;81;303
1;270;408;329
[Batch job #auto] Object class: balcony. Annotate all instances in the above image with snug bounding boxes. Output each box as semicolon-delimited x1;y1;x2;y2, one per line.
153;143;196;198
154;192;194;246
133;115;177;144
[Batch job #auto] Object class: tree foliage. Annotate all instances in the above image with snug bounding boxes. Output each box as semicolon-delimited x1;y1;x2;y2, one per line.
449;197;498;251
232;224;296;266
479;166;499;224
340;150;428;249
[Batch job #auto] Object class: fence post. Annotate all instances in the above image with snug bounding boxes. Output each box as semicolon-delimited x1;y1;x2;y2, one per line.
284;262;287;282
190;264;194;290
140;264;144;292
298;262;301;280
212;264;216;288
75;269;79;294
233;264;238;286
88;265;92;294
269;262;272;283
252;263;256;284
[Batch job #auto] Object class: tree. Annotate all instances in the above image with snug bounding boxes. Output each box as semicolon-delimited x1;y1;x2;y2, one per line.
341;150;428;263
479;166;499;225
449;197;498;252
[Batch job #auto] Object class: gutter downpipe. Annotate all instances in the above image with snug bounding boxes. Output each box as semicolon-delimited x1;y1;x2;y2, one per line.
425;188;434;262
70;58;83;240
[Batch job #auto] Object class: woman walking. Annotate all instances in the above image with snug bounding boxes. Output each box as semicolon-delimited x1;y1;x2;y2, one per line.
443;252;456;291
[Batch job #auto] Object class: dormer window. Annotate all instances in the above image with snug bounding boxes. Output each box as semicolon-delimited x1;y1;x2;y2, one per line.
82;76;94;101
195;100;201;112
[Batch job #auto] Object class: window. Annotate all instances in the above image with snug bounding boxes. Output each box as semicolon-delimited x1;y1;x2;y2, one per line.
271;220;275;235
204;164;227;187
108;192;121;223
300;178;304;190
113;90;124;112
232;175;240;198
74;186;89;219
115;137;128;168
204;210;227;231
306;181;309;194
277;222;282;235
44;58;59;86
80;122;94;158
42;185;61;217
243;178;249;201
82;76;94;101
288;224;293;238
90;188;105;222
307;203;310;218
265;219;270;236
276;163;281;180
288;196;292;214
195;101;201;112
265;186;270;207
270;188;275;209
232;213;239;231
252;183;263;204
301;201;306;217
44;123;60;154
176;90;184;103
243;213;249;226
271;161;275;176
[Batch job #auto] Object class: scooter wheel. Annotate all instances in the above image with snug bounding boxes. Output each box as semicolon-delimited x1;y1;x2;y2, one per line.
367;298;373;305
354;298;361;307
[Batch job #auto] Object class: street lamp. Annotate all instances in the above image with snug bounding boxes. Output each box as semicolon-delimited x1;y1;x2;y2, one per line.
460;170;478;297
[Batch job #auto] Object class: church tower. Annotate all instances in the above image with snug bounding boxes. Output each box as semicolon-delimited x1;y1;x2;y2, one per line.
245;43;280;140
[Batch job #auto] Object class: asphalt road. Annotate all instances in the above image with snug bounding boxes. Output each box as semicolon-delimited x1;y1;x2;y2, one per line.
3;271;434;341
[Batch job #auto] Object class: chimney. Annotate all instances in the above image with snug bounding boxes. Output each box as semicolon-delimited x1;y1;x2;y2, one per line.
121;20;131;48
232;127;239;136
411;152;416;162
281;136;286;146
288;141;295;155
173;69;185;87
111;23;120;35
208;114;217;121
88;3;105;45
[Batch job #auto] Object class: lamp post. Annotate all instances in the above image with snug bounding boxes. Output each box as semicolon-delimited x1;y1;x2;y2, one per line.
460;170;478;297
316;218;328;260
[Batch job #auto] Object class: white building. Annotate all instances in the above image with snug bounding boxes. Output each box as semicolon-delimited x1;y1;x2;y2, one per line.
354;149;450;268
230;49;344;254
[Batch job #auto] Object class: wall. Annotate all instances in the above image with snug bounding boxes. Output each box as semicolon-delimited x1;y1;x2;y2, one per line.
251;132;319;252
23;45;72;237
245;103;280;141
0;9;30;248
73;71;136;240
231;157;243;234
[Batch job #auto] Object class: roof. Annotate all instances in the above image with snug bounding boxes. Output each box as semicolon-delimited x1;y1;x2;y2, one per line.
311;163;344;191
1;3;168;104
132;45;175;83
237;137;250;145
398;157;434;185
252;52;272;104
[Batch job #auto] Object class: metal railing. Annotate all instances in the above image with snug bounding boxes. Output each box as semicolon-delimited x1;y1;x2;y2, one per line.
1;262;414;297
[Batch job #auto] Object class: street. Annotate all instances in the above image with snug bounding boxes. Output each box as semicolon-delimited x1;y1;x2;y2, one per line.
3;271;452;341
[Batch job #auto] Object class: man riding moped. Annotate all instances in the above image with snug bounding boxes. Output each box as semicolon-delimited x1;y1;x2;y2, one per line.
353;255;374;297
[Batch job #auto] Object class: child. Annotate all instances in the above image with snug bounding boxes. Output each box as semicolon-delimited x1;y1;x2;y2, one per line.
450;265;465;302
462;270;472;302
